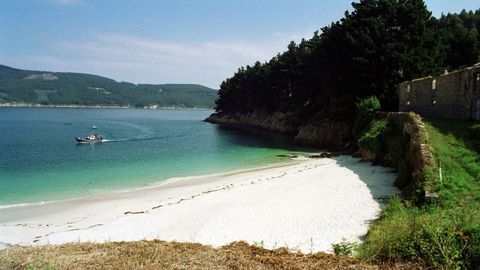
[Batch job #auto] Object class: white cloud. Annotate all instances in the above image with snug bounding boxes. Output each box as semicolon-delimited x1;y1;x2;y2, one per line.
2;32;313;88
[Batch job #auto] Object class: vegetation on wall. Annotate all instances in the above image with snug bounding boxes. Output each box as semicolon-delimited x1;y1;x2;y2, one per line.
214;1;480;117
353;96;381;139
0;65;218;108
356;110;436;197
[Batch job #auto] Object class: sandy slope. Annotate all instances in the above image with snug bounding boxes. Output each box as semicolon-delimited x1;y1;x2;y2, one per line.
0;156;399;253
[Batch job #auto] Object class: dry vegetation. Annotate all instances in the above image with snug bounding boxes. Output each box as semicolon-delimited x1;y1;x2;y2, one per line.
0;240;421;270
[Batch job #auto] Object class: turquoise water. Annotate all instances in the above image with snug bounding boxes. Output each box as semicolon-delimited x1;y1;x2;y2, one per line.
0;108;312;206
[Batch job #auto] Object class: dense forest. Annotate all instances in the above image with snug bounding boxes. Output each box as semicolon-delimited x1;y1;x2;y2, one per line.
0;65;217;108
214;0;480;117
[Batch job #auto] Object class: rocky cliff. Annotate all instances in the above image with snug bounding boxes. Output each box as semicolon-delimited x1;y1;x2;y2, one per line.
205;110;351;150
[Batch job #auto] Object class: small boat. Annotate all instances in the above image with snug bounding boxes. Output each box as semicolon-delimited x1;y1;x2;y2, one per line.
75;133;103;143
76;126;104;143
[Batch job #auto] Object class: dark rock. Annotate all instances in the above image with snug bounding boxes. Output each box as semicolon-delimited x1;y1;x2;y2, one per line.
206;110;351;151
294;121;350;150
276;154;298;158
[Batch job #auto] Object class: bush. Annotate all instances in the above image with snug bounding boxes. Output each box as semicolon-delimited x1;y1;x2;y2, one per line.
358;120;388;158
353;96;381;139
332;239;358;257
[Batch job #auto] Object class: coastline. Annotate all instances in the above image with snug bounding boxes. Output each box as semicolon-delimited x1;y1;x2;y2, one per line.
0;160;300;212
0;103;213;110
0;156;399;253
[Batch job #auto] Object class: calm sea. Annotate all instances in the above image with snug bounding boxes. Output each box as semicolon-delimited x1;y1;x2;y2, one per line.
0;108;311;206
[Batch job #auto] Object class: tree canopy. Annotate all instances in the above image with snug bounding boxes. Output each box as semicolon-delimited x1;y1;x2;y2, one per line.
215;0;480;117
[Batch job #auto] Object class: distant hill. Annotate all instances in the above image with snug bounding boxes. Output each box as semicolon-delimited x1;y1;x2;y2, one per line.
0;65;217;108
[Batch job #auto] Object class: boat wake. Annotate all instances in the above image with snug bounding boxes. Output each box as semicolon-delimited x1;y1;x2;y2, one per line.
100;134;188;143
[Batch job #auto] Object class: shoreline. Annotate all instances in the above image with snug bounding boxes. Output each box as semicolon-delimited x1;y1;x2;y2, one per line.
0;156;400;253
0;159;300;212
0;103;213;110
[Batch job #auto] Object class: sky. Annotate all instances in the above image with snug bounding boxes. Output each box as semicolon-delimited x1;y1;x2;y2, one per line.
1;0;479;89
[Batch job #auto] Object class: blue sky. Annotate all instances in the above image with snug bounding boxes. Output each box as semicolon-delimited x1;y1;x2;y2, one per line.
1;0;479;89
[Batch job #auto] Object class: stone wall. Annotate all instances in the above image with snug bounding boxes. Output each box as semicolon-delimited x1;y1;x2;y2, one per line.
399;64;480;120
358;112;437;199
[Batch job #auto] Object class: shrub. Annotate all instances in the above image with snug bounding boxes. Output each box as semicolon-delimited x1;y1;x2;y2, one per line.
332;239;358;257
358;120;388;158
353;96;381;139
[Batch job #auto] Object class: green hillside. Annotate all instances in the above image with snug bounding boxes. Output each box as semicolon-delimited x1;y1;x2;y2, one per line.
0;65;217;108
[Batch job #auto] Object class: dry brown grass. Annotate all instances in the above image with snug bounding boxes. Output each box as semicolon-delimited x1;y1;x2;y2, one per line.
0;240;421;270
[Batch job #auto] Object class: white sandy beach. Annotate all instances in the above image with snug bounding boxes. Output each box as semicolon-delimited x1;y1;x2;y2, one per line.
0;156;399;253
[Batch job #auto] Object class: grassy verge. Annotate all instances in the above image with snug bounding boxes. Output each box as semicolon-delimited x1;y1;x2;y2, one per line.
358;118;480;269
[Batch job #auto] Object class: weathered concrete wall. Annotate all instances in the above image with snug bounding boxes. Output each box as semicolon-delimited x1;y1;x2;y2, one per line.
399;65;480;120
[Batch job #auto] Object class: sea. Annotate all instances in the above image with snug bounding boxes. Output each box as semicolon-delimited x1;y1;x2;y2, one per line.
0;108;313;207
